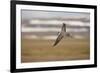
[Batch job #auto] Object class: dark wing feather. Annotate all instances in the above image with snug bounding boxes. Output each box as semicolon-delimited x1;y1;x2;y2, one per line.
53;33;63;46
62;23;66;32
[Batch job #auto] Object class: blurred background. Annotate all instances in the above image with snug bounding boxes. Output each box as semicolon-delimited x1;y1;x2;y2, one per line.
21;10;90;62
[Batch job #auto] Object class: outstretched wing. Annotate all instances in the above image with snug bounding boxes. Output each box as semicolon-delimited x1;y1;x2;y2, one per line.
53;32;63;46
61;23;66;32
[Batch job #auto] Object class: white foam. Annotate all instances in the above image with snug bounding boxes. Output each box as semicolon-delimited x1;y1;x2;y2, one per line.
23;35;86;40
22;27;88;32
29;20;89;26
23;35;38;39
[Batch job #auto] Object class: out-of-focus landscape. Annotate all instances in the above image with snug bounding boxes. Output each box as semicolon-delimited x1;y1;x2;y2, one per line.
21;10;90;63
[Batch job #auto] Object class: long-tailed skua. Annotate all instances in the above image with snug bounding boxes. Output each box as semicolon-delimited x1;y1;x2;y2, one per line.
53;23;73;46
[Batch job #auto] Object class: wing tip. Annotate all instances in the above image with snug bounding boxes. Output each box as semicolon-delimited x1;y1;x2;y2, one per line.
53;43;56;47
63;23;66;26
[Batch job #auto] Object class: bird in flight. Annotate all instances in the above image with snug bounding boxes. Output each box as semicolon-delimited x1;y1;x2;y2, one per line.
53;23;73;46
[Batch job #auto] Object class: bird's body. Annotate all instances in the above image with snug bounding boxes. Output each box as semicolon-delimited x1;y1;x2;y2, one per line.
53;23;73;46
